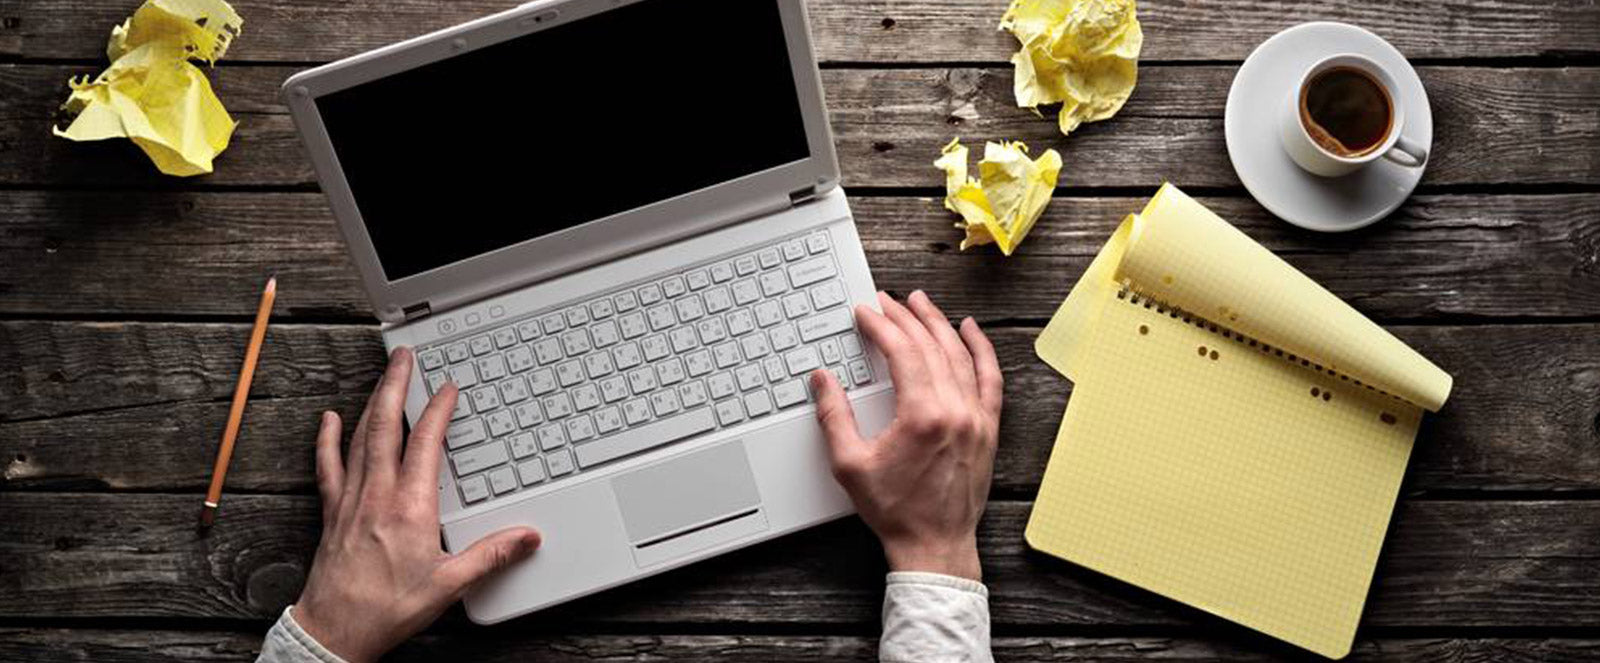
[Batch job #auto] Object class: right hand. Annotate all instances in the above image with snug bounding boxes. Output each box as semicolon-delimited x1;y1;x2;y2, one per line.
810;291;1003;581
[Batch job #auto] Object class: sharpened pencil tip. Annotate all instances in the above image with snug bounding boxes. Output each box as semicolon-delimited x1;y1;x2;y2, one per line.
265;276;277;293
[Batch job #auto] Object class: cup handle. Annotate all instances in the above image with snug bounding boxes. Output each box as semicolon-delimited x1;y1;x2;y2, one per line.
1383;135;1428;168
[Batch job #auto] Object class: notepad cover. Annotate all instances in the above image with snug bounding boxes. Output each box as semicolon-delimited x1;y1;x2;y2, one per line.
1028;184;1451;659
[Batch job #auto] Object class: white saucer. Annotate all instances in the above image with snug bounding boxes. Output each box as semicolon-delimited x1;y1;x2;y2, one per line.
1225;22;1432;232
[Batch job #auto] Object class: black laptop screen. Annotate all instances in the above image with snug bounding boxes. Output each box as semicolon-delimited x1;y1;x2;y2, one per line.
316;0;812;281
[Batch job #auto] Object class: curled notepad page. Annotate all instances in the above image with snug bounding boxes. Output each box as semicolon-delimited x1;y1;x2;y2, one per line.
1030;183;1453;659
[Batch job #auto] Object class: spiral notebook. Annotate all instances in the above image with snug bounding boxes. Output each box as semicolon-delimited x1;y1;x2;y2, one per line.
1029;184;1452;659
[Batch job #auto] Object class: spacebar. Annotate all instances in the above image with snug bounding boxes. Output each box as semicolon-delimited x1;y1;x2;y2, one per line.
573;408;718;469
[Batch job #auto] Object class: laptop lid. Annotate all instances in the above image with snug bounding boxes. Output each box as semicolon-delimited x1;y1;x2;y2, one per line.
283;0;840;323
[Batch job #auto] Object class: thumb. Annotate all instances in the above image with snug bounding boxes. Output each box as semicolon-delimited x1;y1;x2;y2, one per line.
811;369;867;476
436;527;541;597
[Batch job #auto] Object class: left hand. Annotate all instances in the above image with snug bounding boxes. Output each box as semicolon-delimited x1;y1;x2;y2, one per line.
292;347;542;663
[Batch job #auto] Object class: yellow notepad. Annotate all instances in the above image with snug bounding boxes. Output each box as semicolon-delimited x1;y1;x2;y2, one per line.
1028;184;1452;659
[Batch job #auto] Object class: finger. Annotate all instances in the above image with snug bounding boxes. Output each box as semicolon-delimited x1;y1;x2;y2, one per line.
906;291;978;399
436;527;542;598
854;302;929;399
811;369;869;479
402;382;458;498
877;292;955;392
959;318;1004;418
360;347;415;489
314;411;345;526
338;380;382;510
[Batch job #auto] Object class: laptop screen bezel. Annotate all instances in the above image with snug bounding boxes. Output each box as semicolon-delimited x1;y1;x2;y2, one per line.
282;0;840;323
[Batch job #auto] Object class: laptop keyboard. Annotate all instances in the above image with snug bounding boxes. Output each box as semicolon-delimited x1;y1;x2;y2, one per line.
417;230;878;507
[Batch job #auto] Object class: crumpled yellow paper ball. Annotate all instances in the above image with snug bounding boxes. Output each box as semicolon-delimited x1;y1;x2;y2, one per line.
54;0;243;177
935;138;1062;256
1001;0;1143;136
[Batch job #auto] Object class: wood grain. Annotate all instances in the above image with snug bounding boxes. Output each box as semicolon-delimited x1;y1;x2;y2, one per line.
2;0;1596;63
6;65;1597;188
3;191;1596;320
2;629;1598;663
0;494;1595;629
4;323;1598;494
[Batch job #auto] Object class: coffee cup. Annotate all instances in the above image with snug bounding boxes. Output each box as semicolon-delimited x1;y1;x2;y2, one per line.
1279;53;1427;177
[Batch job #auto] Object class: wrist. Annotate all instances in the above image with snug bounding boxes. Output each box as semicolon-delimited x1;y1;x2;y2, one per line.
882;536;982;581
291;601;380;663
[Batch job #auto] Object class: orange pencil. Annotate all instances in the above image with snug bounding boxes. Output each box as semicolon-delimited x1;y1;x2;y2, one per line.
200;276;277;528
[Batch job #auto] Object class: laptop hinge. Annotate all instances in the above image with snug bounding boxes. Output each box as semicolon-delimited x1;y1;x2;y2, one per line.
402;301;432;321
788;186;818;207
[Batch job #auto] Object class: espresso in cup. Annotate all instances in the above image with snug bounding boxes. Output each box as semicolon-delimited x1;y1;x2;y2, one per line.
1300;66;1392;157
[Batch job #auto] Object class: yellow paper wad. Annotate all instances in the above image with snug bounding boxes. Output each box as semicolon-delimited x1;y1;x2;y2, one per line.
935;138;1062;255
54;0;244;177
1001;0;1142;135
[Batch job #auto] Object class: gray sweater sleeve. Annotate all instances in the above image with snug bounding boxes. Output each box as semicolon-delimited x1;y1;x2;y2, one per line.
256;606;348;663
879;571;995;663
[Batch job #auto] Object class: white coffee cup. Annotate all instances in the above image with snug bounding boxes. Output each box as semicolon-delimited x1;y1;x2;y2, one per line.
1279;53;1427;177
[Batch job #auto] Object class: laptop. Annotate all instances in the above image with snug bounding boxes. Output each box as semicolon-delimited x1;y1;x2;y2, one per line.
282;0;895;623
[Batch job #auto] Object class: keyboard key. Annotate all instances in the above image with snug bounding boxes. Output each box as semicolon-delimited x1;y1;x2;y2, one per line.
712;341;742;369
627;367;658;394
476;355;508;381
613;342;644;369
542;392;575;419
556;360;585;387
591;320;620;347
696;317;728;345
820;338;843;365
561;329;592;356
453;441;509;475
744;390;774;417
849;359;872;385
806;232;830;254
727;308;756;336
470;386;502;412
540;313;565;334
735;364;765;391
492;327;518;349
679;380;709;407
589;299;615;319
781;292;811;319
785;346;822;376
572;384;602;411
710;262;735;283
446;418;488;450
599;375;630;403
622;398;653;425
565;306;589;327
573;407;717;468
532;337;563;365
536;424;568;450
547;449;576;476
732;278;761;306
566;415;597;442
649;389;682;416
641;334;670;361
517;459;546;486
460;475;490;503
452;397;472;421
763;356;788;382
810;281;847;310
489;467;518;495
584;351;616;379
509;432;539;459
420;349;446;370
506;346;536;373
528;368;557;395
669;326;699;353
445;342;471;364
758;248;781;269
614;291;640;312
797;308;854;343
685;349;714;376
759;271;788;297
773;379;809;408
787;257;837;288
686;269;710;290
449;364;479;389
735;255;758;276
708;372;737;399
656;357;687;385
754;300;784;327
487;410;516;437
594;406;624;434
840;332;864;357
782;239;806;261
638;284;663;305
661;276;687;298
770;324;800;351
715;399;745;425
703;286;732;313
831;365;851;389
674;295;705;323
513;402;543;428
517;320;542;341
618;311;648;339
740;333;772;360
426;371;447;393
647;304;676;331
470;335;494;356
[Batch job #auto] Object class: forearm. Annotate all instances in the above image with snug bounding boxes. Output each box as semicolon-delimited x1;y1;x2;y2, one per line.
257;606;348;663
879;571;994;663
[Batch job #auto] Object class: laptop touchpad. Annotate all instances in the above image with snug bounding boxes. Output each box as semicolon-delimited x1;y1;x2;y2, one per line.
610;440;766;558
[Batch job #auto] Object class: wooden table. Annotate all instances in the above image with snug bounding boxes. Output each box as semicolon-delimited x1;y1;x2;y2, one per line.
2;1;1598;660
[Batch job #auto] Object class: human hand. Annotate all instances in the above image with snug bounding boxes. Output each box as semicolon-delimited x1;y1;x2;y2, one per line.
292;348;542;663
811;291;1003;581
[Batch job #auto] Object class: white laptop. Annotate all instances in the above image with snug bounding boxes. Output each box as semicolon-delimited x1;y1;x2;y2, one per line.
283;0;895;623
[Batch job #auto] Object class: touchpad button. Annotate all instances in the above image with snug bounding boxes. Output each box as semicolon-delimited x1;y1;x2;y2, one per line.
610;440;762;545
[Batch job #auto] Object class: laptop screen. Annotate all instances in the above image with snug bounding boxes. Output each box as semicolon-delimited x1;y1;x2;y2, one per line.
316;0;812;281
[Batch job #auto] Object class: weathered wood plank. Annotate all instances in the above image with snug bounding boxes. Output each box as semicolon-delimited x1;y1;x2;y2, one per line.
5;65;1597;187
2;0;1595;63
0;495;1595;629
2;629;1598;663
4;322;1598;495
3;192;1597;320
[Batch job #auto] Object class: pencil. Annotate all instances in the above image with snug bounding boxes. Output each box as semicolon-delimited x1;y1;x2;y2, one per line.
200;276;277;529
